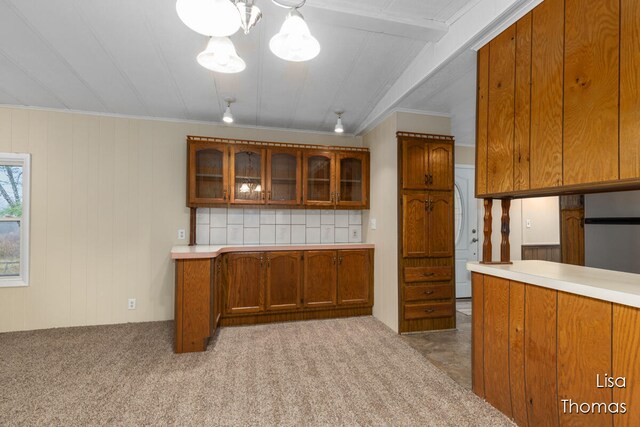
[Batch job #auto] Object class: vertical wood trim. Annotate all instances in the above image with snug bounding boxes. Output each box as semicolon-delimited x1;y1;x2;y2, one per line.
476;46;490;196
563;0;620;186
483;199;493;263
500;199;511;263
515;13;532;191
557;293;613;427
189;207;196;246
525;285;559;427
487;25;516;194
530;0;564;189
509;281;528;426
620;0;640;179
174;260;184;353
613;303;640;426
472;273;485;397
483;275;513;417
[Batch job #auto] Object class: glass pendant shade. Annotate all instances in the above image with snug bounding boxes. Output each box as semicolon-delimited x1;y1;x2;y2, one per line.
176;0;241;37
334;116;344;133
237;1;262;35
269;9;320;62
223;105;234;123
197;37;246;74
239;183;250;193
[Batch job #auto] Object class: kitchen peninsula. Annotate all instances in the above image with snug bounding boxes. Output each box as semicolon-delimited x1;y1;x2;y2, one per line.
468;261;640;426
172;243;374;353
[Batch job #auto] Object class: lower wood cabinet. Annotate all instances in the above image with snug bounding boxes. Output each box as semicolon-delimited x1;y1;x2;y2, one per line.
303;251;337;307
175;248;374;352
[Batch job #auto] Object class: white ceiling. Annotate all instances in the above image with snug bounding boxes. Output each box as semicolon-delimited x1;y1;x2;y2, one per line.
0;0;531;135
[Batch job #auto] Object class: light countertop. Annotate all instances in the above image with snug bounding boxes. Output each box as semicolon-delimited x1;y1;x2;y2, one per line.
467;260;640;308
172;243;375;259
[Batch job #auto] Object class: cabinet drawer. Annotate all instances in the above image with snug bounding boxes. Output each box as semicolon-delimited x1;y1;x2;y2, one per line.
404;302;454;320
404;284;452;302
404;266;452;283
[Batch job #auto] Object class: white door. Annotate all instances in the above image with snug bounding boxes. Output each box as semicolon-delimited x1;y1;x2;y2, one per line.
454;166;479;298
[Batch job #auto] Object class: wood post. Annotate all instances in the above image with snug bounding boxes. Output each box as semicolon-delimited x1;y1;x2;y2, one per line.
189;207;197;246
482;199;493;263
500;199;511;263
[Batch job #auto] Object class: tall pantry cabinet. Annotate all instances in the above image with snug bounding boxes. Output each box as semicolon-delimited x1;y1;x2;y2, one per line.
397;132;456;333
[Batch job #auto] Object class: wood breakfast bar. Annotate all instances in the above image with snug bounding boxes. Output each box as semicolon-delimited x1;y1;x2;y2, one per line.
468;260;640;426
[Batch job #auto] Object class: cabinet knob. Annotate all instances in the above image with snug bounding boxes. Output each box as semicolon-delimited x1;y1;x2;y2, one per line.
424;308;435;313
424;290;434;295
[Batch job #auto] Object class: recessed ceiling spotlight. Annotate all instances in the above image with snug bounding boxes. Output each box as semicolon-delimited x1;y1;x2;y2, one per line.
197;37;246;73
176;0;241;37
334;111;344;134
223;98;235;124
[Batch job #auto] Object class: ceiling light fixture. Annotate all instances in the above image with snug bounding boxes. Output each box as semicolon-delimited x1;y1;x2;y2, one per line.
271;0;306;8
197;37;246;73
236;0;262;35
269;8;320;62
223;98;235;123
176;0;241;37
334;111;344;133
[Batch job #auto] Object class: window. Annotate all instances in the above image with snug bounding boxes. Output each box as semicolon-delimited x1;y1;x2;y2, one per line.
0;153;30;287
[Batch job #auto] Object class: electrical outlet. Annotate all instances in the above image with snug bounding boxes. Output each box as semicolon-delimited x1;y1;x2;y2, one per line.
128;298;136;310
178;229;186;240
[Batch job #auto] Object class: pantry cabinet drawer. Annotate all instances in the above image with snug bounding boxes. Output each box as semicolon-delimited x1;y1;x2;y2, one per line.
404;266;452;283
404;302;454;320
404;284;452;302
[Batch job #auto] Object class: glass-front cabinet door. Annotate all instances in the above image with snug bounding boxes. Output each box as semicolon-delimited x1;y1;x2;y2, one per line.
303;151;335;206
336;153;368;207
188;142;229;205
267;148;301;205
230;146;266;204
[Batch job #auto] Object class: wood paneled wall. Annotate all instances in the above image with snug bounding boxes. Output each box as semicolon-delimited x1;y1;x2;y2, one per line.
521;244;561;262
0;107;362;333
473;273;640;426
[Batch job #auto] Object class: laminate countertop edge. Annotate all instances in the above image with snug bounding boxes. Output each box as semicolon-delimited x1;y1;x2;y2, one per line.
467;260;640;309
172;243;375;259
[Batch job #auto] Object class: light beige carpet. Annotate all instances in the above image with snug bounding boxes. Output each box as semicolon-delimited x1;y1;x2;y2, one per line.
0;317;511;426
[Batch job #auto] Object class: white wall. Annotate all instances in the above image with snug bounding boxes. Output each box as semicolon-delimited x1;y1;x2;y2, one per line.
0;106;362;333
363;111;451;333
521;196;560;245
585;191;640;274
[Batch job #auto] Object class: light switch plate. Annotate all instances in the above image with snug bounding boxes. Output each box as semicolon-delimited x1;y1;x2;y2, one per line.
369;218;377;230
526;219;531;228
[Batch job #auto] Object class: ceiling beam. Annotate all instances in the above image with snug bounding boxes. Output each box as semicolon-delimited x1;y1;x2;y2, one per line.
354;0;544;135
302;1;449;42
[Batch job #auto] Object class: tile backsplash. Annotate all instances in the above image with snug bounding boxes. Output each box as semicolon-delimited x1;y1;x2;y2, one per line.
195;208;363;246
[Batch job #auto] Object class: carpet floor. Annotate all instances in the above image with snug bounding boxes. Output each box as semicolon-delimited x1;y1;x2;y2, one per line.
0;317;512;426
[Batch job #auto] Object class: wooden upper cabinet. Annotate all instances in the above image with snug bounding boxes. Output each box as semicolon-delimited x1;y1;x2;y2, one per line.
476;46;489;197
402;138;428;190
402;194;428;257
230;146;266;204
303;151;335;206
266;148;301;205
427;143;453;190
303;250;337;307
402;139;452;191
487;24;516;195
336;152;368;208
337;250;371;305
225;252;264;315
620;0;640;180
564;0;619;186
428;191;453;257
265;251;302;311
530;0;564;190
188;141;229;205
514;13;532;192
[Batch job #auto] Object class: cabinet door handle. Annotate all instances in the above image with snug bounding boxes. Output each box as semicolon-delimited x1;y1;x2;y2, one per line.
424;174;429;185
336;193;341;203
332;256;337;265
429;174;434;185
424;308;435;313
223;189;227;201
422;272;434;277
338;256;343;265
330;192;335;203
423;290;434;295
